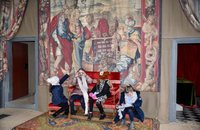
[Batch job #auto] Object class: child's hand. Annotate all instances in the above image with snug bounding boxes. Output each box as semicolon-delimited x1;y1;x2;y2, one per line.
92;94;97;99
89;92;97;99
89;93;93;98
93;79;97;83
75;73;79;77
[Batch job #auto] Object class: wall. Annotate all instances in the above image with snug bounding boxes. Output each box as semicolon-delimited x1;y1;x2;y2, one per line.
15;0;37;37
28;43;35;95
14;0;37;97
2;0;38;107
159;0;200;123
0;81;2;107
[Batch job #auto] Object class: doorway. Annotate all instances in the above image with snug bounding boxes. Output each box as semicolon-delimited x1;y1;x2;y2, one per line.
169;38;200;122
176;43;200;123
12;42;29;100
4;37;38;110
177;44;200;106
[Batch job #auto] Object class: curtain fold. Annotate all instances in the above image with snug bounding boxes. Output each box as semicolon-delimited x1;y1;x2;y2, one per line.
179;0;200;31
0;0;28;80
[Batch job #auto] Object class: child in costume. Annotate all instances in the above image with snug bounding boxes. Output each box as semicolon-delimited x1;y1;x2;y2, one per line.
88;71;112;120
70;68;92;115
47;74;69;118
113;85;144;130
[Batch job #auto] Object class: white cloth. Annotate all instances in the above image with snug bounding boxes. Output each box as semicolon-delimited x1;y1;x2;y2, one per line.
125;92;137;105
77;75;89;115
47;76;60;85
116;104;133;119
117;92;137;119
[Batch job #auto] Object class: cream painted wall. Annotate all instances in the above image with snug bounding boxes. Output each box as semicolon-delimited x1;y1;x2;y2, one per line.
15;0;37;37
162;0;200;38
28;43;35;95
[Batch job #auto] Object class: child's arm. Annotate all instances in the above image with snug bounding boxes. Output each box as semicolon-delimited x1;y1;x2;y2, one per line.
89;85;97;99
133;99;142;107
119;92;125;105
90;84;97;93
96;81;111;97
86;75;93;84
70;77;77;86
132;91;142;107
59;74;69;85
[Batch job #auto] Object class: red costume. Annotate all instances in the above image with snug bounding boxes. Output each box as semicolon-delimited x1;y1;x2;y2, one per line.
48;13;74;76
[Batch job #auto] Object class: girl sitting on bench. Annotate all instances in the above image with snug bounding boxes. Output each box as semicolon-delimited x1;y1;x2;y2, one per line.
113;84;144;130
70;68;92;116
88;71;112;120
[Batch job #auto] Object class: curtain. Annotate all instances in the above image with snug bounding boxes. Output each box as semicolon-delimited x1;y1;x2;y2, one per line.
0;0;28;80
177;44;200;96
179;0;200;31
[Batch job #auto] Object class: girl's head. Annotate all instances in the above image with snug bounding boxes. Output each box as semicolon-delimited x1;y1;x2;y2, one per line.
96;71;109;84
77;68;86;77
125;84;135;94
47;76;60;86
99;71;109;80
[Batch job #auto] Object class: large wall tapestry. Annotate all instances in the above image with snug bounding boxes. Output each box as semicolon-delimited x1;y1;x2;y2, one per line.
39;0;160;91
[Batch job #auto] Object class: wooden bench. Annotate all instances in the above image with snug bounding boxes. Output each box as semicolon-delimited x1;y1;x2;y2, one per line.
68;71;120;114
48;71;120;115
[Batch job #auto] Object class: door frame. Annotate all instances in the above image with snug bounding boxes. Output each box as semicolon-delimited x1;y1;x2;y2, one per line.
169;38;200;122
3;36;39;110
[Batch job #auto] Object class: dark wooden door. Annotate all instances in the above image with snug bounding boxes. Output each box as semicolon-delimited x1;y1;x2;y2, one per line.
12;42;28;100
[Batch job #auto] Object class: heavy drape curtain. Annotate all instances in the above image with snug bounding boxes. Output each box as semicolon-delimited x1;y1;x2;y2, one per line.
177;44;200;96
179;0;200;32
0;0;28;80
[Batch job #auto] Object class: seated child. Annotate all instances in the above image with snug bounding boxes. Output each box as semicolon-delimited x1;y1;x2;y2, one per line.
113;84;144;130
70;68;92;115
47;73;69;118
88;71;112;120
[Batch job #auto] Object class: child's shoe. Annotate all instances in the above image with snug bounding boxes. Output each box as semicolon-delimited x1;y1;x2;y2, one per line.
120;119;126;126
99;113;106;120
87;112;93;120
70;110;77;115
129;121;135;130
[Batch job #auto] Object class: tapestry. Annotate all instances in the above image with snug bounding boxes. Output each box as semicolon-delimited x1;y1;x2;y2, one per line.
0;0;28;81
13;112;157;130
38;0;160;92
